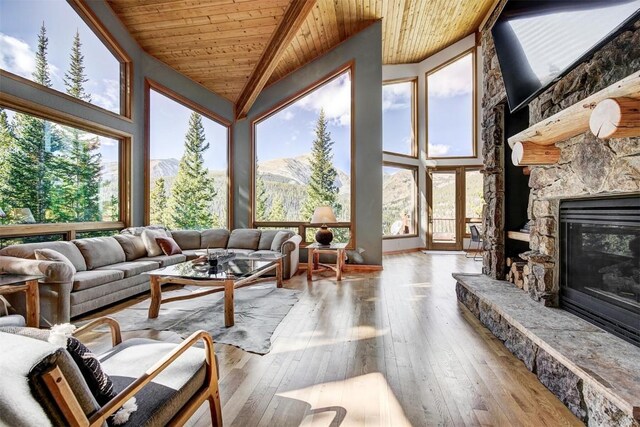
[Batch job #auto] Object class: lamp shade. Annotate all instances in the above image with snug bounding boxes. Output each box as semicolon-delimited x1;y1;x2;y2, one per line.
310;206;336;225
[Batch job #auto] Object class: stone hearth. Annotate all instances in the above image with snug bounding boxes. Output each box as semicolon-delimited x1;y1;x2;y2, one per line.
455;274;640;426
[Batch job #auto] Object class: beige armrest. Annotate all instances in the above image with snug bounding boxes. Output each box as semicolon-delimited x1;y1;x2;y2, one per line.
73;317;122;347
281;234;302;254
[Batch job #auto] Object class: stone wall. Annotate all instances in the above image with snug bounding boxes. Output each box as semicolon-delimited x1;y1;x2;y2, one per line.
481;7;640;300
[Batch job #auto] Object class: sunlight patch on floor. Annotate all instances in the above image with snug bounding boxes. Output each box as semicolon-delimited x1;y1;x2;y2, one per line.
272;326;389;354
278;372;411;426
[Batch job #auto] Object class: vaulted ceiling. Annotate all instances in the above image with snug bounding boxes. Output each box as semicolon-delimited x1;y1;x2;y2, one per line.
108;0;495;109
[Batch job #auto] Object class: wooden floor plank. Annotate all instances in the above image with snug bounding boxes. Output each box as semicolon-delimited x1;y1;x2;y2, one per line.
80;253;581;426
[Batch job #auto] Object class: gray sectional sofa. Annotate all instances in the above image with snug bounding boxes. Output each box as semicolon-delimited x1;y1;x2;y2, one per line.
0;228;301;325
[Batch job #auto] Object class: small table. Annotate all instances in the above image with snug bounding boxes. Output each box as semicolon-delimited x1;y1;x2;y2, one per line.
146;254;284;327
0;274;42;328
306;243;347;281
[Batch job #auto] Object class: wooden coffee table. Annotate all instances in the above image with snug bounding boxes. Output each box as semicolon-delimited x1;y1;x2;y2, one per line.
0;274;43;327
146;254;284;327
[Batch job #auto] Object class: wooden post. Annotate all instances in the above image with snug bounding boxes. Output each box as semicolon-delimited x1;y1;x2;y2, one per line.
276;258;283;288
224;280;234;327
589;97;640;139
148;276;161;319
26;279;40;328
511;141;561;166
307;247;313;281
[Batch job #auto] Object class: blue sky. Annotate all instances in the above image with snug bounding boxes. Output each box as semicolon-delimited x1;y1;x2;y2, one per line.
382;81;413;155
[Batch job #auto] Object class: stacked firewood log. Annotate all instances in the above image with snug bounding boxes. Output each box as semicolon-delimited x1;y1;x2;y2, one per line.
506;257;528;290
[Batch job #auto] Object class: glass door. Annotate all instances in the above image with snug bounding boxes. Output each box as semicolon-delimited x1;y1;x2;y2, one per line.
427;168;463;250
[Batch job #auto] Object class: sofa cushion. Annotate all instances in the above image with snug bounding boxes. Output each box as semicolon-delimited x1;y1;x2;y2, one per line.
227;229;261;250
0;241;87;272
73;270;124;291
100;338;206;427
257;230;279;250
200;229;229;249
171;230;201;250
135;254;187;267
34;249;77;275
96;261;160;278
73;237;126;270
271;231;293;252
113;234;147;261
141;229;169;257
156;237;182;256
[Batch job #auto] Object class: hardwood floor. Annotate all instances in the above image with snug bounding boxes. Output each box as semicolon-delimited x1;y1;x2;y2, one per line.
82;252;581;426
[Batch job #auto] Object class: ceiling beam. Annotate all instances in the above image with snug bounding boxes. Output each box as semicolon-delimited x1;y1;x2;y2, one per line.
234;0;317;120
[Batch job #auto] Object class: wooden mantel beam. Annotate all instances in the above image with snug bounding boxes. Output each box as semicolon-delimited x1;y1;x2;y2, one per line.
589;97;640;139
508;71;640;148
235;0;317;120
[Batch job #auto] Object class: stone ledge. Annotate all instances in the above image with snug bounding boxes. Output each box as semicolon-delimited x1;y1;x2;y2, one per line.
454;273;640;426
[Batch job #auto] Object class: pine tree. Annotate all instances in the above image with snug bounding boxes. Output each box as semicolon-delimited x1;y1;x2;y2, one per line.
51;32;101;222
149;177;168;225
269;195;286;221
0;109;14;214
4;23;56;222
106;194;119;221
64;31;91;102
255;162;268;221
300;109;342;221
167;112;216;229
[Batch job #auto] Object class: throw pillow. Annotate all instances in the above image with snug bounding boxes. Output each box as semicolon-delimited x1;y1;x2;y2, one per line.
156;236;182;256
270;231;292;252
34;249;77;275
141;229;168;256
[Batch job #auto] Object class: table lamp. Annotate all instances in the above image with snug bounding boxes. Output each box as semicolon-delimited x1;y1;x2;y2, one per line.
310;206;337;246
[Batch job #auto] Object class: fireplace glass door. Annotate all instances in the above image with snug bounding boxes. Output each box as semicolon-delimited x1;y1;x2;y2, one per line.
560;197;640;346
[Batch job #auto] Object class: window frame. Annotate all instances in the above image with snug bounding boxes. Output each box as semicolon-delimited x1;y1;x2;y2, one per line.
382;161;419;240
250;61;356;247
144;78;233;229
382;77;418;159
0;0;133;119
0;96;132;240
425;48;477;160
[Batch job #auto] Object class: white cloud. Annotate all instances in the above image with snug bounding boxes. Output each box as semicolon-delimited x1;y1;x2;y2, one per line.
0;33;36;78
90;78;120;113
383;82;412;111
429;144;450;156
295;74;351;126
281;110;295;121
428;54;473;98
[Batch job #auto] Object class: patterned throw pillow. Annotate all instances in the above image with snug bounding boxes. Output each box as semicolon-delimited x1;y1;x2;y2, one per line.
156;236;183;256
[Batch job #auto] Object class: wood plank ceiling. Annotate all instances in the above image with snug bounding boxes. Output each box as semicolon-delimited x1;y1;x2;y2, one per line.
107;0;495;105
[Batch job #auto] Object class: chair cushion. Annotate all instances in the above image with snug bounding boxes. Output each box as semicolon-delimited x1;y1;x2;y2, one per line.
73;237;126;270
34;248;77;274
200;229;229;249
114;234;147;261
96;261;160;279
227;229;261;250
100;338;207;427
141;229;169;257
135;254;187;267
0;241;87;272
271;231;293;252
73;270;125;291
156;237;182;256
170;230;201;250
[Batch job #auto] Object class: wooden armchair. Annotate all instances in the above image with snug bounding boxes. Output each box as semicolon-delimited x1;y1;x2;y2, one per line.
0;317;222;427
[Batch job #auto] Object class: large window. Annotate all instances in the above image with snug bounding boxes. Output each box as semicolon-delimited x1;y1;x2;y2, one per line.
253;67;352;244
383;164;418;238
0;0;128;115
426;51;475;158
382;79;416;157
147;83;229;230
0;107;121;226
465;168;484;234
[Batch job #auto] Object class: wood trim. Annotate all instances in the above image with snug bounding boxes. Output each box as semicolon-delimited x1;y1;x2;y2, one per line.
382;77;418;158
479;0;505;33
42;366;89;427
0;222;124;238
425;48;478;160
299;263;383;272
250;62;356;247
426;166;465;251
383;247;424;255
235;0;317;119
69;0;133;119
382;161;419;239
144;78;232;229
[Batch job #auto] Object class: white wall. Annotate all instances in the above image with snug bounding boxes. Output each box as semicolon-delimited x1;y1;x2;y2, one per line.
382;34;483;253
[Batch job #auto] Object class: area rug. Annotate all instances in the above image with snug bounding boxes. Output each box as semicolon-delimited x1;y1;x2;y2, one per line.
99;284;300;355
